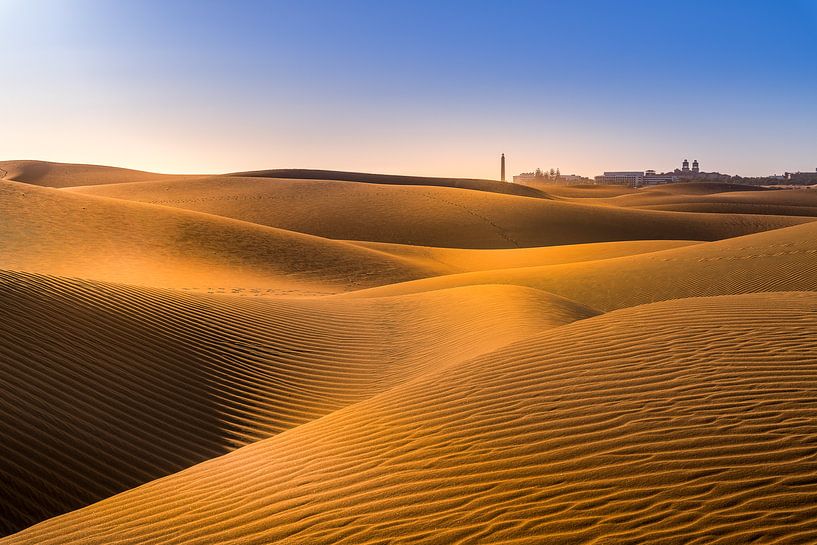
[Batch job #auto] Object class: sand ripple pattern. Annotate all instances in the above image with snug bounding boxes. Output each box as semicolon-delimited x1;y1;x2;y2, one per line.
6;292;817;544
0;269;594;535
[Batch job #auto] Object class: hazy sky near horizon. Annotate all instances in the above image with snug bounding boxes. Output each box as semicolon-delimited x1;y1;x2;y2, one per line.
1;0;816;179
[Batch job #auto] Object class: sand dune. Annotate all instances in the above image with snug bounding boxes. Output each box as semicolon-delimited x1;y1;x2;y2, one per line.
0;160;183;188
67;176;809;248
6;292;817;544
595;185;817;217
226;168;549;197
515;182;637;198
637;182;769;195
349;219;817;310
0;268;594;535
0;179;435;294
5;160;817;542
351;239;702;273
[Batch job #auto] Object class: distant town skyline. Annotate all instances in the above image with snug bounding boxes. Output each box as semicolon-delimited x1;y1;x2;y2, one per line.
1;0;816;179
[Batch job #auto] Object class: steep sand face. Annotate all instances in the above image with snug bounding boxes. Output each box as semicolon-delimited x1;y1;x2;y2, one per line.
0;180;435;294
0;269;594;535
349;220;817;310
0;160;182;188
68;176;809;248
6;292;817;544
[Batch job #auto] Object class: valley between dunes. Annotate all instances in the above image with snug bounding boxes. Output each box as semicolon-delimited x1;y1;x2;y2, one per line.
2;160;817;543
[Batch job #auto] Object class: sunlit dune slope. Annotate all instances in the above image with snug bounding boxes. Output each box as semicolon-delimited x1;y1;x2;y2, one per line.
0;160;183;188
0;180;433;294
349;220;817;311
8;292;817;544
67;176;809;248
596;185;817;217
225;168;548;197
0;268;594;535
351;239;702;272
515;182;637;198
638;182;769;195
639;201;817;217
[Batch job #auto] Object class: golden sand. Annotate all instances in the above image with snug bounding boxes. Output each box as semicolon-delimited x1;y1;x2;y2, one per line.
2;162;817;542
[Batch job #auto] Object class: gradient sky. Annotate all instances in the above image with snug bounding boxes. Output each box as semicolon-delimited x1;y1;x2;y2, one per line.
1;0;816;179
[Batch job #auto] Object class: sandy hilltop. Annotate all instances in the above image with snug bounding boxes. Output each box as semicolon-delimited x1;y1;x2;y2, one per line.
2;159;817;543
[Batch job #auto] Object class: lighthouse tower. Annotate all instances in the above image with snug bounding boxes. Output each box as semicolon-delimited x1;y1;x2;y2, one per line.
501;153;506;182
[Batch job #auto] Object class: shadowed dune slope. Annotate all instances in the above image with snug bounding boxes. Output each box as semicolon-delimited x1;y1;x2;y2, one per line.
595;186;817;217
67;176;809;248
515;182;637;198
640;202;817;217
348;220;817;311
7;292;817;544
641;182;769;194
0;160;183;188
0;269;595;535
0;180;434;294
350;239;702;273
225;168;548;197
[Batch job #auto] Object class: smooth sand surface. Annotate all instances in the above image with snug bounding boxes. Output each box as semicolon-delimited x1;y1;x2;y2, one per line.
349;239;703;272
0;160;184;188
3;162;817;543
348;220;817;310
5;293;817;544
226;168;550;198
68;176;809;248
0;179;436;294
593;185;817;217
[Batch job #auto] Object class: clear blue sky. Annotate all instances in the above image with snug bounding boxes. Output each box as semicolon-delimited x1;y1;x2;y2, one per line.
1;0;816;178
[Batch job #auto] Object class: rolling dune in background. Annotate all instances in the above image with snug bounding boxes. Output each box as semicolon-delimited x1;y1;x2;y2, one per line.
67;176;809;248
2;162;817;543
348;220;817;310
0;179;435;294
0;160;182;188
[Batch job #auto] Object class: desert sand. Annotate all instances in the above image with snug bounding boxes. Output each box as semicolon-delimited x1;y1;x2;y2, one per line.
2;162;817;543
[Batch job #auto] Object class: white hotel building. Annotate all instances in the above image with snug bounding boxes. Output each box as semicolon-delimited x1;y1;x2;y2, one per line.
594;170;679;187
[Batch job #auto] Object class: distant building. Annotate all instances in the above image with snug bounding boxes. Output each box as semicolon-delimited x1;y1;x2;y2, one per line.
514;169;591;185
501;153;506;182
643;173;680;185
594;171;644;187
594;170;681;187
594;158;720;187
784;169;817;183
557;174;590;184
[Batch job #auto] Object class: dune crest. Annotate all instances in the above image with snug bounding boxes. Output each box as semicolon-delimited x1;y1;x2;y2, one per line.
0;160;181;188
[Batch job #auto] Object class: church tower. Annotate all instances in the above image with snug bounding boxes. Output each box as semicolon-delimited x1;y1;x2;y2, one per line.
501;153;506;182
682;159;690;172
692;159;699;173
